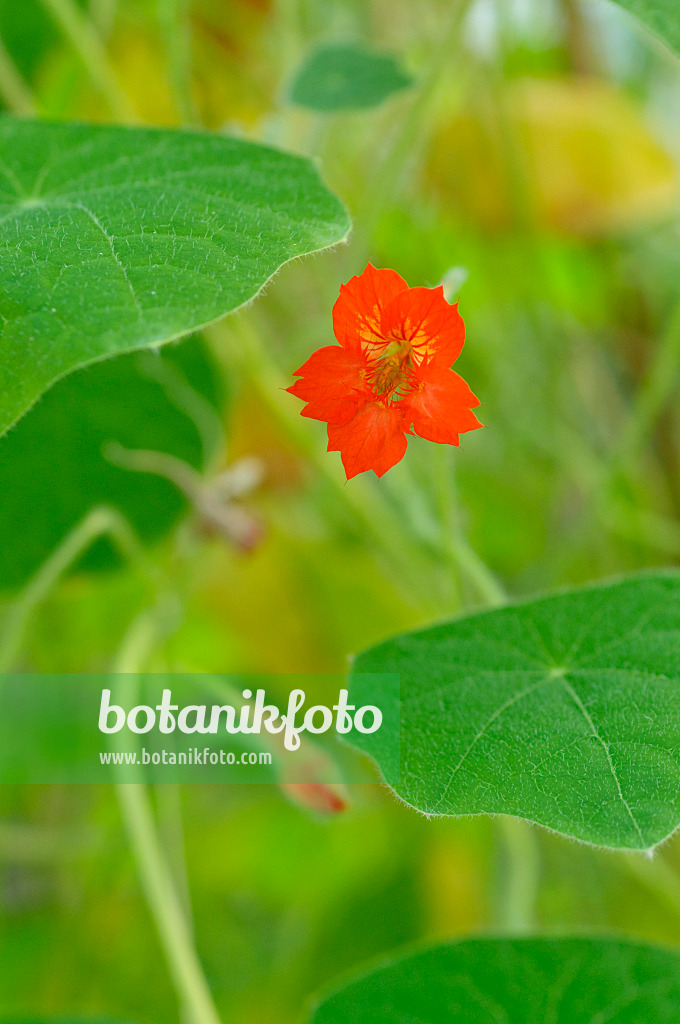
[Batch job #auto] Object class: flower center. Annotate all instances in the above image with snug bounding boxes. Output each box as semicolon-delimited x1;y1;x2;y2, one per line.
367;339;417;402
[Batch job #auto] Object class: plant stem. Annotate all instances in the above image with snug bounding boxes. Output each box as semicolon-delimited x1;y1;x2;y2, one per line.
114;612;223;1024
357;0;473;242
0;506;141;673
117;783;222;1024
618;292;680;464
617;849;680;920
157;0;198;125
38;0;136;120
495;816;541;933
89;0;117;38
0;33;36;115
434;455;505;608
220;313;502;615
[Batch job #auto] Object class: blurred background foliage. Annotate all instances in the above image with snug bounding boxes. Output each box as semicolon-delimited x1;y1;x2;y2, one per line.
2;0;680;1021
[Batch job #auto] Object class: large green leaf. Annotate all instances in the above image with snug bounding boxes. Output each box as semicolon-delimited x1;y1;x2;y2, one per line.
610;1;680;55
0;118;349;436
0;337;220;590
350;573;680;850
289;43;412;111
308;938;680;1023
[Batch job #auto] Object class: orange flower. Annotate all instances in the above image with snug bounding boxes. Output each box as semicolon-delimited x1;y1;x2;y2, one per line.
287;264;482;479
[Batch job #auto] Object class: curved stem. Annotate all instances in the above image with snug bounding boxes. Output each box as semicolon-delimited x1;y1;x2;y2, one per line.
0;506;141;673
118;783;222;1024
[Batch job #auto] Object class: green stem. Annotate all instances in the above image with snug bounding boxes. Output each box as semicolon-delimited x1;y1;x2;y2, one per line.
117;784;222;1024
618;293;680;463
114;613;223;1024
89;0;117;38
157;0;198;125
495;816;541;933
433;449;505;607
0;506;141;673
38;0;136;120
157;783;195;927
357;0;473;241
0;33;36;115
221;314;501;615
617;849;680;921
218;318;436;612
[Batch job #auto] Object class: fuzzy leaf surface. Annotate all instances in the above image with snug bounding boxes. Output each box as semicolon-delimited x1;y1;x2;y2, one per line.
0;118;349;435
350;573;680;850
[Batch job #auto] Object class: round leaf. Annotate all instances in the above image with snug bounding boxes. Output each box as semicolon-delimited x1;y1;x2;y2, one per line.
309;938;680;1023
0;117;349;436
350;573;680;850
289;43;412;112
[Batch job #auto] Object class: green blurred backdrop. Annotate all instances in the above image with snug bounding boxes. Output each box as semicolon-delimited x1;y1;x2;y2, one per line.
1;0;680;1020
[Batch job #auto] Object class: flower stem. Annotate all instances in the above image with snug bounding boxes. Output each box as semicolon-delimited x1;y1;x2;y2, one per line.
157;0;198;125
113;612;223;1024
617;848;680;920
357;0;473;243
89;0;117;37
117;783;222;1024
618;292;680;464
495;816;541;933
218;313;497;616
432;446;506;608
0;506;141;673
0;32;36;115
38;0;136;120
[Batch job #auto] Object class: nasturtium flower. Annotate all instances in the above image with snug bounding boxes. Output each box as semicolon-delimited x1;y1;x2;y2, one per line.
287;264;482;479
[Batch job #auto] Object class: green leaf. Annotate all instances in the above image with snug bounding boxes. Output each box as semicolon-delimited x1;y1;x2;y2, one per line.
289;43;412;112
610;1;680;55
308;938;680;1023
0;117;349;436
0;337;220;590
350;573;680;850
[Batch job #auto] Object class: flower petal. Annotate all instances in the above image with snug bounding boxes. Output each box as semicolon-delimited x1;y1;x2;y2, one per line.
287;345;370;424
327;402;408;479
404;364;482;445
332;263;408;354
381;285;465;367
